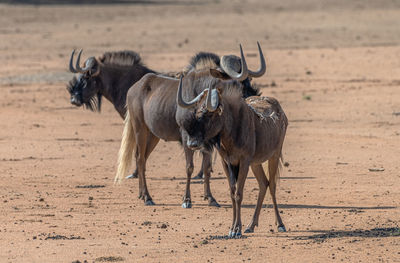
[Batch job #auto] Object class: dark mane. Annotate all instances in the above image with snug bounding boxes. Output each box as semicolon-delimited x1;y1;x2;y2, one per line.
220;80;244;101
191;71;254;101
242;79;261;97
182;52;220;75
99;51;144;67
185;53;260;98
189;52;220;69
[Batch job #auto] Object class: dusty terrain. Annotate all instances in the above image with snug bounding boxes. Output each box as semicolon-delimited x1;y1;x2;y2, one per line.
0;0;399;262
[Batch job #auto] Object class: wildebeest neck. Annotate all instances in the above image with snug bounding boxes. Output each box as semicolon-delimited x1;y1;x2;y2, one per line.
100;64;156;118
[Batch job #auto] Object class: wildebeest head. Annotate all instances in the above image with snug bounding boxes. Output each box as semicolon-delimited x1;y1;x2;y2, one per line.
215;42;265;97
175;73;225;151
176;43;264;151
183;42;265;98
67;50;102;111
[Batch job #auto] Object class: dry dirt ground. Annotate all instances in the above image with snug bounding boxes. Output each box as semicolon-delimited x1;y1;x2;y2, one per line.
0;0;399;262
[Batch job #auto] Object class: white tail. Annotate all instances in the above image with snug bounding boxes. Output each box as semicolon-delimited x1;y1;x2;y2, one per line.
114;111;135;184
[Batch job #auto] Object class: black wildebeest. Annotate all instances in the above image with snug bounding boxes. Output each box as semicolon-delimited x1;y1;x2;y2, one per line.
175;44;288;237
67;50;155;179
114;46;266;208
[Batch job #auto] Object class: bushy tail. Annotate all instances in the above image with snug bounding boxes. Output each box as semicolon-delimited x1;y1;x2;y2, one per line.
115;111;135;184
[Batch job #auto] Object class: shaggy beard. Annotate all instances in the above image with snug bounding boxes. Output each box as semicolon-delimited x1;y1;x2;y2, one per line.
66;77;102;112
203;133;221;153
84;93;102;112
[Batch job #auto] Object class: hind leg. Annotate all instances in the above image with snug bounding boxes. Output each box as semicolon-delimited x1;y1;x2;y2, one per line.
245;164;268;233
135;125;158;206
268;156;286;232
141;134;159;205
126;170;138;179
136;136;160;192
127;149;139;179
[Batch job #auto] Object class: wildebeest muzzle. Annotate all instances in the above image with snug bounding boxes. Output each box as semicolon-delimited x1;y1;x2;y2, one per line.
70;94;82;106
186;137;202;150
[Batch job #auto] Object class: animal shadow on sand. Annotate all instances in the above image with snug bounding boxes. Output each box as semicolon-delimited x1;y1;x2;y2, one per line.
150;176;316;181
292;227;400;243
241;204;397;210
149;202;397;211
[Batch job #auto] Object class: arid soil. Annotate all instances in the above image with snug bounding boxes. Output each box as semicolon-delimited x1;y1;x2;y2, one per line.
0;1;399;262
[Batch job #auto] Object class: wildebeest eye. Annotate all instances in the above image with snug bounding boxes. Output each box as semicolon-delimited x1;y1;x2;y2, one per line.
66;76;78;94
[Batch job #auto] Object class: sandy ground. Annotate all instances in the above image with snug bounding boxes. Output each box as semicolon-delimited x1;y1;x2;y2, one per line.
0;0;399;262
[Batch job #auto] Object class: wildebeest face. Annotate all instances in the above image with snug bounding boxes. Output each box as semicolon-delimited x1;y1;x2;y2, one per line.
67;75;83;106
179;107;223;151
67;50;102;111
67;74;102;111
176;75;224;151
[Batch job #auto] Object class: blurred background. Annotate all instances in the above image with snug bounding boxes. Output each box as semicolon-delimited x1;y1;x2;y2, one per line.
1;0;400;84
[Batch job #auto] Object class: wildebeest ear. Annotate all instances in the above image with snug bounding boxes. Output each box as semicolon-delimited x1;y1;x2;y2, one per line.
210;68;230;80
89;60;101;77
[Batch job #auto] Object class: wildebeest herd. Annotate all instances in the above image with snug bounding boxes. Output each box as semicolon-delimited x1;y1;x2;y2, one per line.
67;42;288;238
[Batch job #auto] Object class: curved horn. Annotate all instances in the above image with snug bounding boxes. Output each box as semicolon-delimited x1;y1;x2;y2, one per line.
176;76;206;109
248;42;266;78
206;85;219;112
75;49;91;73
69;50;78;73
222;44;248;81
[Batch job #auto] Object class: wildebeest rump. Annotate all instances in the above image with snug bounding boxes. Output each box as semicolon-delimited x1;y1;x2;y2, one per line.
114;46;266;208
175;44;288;237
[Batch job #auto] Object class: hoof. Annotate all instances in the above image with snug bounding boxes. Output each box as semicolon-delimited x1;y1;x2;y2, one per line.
228;230;242;238
193;170;204;179
244;228;254;233
181;201;192;209
126;173;138;179
192;174;203;180
278;225;287;232
208;198;220;208
235;232;242;238
145;199;155;206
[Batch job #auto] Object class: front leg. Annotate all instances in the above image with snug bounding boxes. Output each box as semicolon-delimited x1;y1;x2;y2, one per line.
182;145;194;208
221;160;236;235
192;170;204;179
201;151;219;207
230;160;250;238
